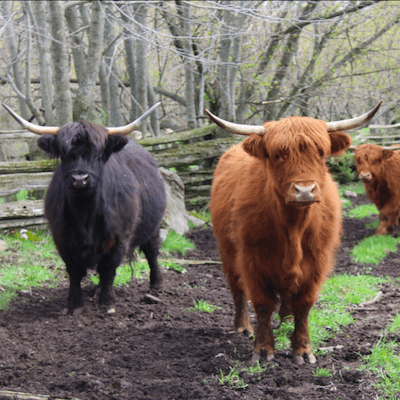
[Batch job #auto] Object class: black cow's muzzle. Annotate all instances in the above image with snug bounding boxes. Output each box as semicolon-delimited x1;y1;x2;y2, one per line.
72;173;89;189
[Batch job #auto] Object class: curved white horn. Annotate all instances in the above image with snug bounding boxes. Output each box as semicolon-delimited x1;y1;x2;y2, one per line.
106;102;161;135
326;101;382;132
205;109;266;136
2;103;59;135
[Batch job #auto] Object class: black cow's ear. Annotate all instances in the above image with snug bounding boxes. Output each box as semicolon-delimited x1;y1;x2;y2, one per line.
37;135;60;158
329;131;352;156
105;135;128;158
242;134;268;159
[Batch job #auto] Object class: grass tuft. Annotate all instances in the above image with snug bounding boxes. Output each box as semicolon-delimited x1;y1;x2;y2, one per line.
162;230;195;256
345;203;379;219
351;236;400;266
185;299;221;313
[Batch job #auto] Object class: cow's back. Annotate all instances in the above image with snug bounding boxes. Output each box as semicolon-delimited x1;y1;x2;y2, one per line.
111;139;166;248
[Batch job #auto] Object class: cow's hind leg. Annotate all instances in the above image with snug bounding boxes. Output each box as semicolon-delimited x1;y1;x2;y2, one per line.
220;248;254;336
97;246;125;313
227;272;254;336
140;230;162;290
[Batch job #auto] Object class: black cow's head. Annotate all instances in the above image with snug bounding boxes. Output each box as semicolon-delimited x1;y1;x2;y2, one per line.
38;122;128;194
2;102;161;195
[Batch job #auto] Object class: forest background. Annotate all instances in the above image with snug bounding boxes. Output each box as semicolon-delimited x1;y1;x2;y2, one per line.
0;0;399;138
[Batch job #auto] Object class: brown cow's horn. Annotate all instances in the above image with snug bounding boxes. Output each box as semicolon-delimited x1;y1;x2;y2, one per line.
205;109;266;136
106;102;161;135
326;101;382;132
2;103;59;135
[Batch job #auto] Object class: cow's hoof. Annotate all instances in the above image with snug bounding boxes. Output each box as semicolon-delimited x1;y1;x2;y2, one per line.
62;306;83;316
293;353;316;365
251;351;274;364
251;352;260;363
150;281;162;291
237;327;254;338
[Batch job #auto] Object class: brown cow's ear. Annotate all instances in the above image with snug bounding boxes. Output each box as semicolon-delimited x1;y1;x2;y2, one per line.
382;149;395;160
242;134;268;159
329;131;352;156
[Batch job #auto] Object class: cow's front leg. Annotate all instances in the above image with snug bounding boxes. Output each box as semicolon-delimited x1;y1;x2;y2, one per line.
65;265;86;315
97;248;124;313
252;303;275;363
291;295;316;365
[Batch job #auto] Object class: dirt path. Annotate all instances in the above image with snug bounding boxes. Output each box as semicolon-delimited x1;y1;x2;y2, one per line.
1;194;399;400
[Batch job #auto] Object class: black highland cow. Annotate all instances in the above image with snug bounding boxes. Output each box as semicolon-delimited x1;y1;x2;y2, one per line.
3;103;166;315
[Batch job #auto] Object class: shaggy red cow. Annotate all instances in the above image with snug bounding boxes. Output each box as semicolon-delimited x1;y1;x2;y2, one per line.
355;143;400;235
207;102;381;365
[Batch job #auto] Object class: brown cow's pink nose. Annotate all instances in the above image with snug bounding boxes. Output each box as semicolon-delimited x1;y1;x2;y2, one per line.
72;173;89;188
287;182;320;205
294;184;316;202
359;172;372;182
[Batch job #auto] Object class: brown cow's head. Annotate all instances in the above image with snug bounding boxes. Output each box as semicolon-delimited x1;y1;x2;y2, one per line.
355;143;397;183
206;102;381;206
240;117;351;206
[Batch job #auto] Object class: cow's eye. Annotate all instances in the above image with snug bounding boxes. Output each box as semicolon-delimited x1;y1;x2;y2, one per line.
275;154;280;160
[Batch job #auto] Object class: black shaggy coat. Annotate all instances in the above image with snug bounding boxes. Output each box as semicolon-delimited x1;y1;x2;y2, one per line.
38;121;166;314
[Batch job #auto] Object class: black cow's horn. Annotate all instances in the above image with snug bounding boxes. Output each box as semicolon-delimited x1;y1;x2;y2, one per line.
205;101;382;136
326;101;382;132
106;102;161;136
2;103;59;135
2;101;162;137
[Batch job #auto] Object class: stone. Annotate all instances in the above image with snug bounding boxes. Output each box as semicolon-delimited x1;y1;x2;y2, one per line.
158;167;189;235
343;190;358;198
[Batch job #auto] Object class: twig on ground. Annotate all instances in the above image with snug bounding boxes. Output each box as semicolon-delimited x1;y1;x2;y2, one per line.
357;291;383;307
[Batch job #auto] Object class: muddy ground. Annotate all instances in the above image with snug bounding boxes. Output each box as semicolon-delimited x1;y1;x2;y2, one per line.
1;193;400;400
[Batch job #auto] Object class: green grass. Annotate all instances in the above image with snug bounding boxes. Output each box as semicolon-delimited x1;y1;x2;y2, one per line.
0;229;64;310
360;338;400;398
0;228;195;310
388;312;400;334
185;299;221;313
273;274;388;352
338;181;366;197
351;236;400;266
366;220;380;230
162;230;195;256
215;364;248;390
164;261;187;274
345;203;379;219
313;367;332;378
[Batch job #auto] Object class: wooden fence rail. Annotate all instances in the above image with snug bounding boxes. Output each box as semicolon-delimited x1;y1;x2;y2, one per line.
0;124;242;230
2;121;400;231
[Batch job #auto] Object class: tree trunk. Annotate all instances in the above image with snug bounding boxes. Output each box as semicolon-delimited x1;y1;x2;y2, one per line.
65;4;87;86
30;1;56;126
103;7;123;126
48;0;73;125
134;2;151;133
177;0;197;129
121;5;138;121
72;1;105;121
1;1;30;119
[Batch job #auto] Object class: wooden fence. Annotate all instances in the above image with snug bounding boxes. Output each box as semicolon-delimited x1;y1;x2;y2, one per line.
0;124;242;230
2;121;400;231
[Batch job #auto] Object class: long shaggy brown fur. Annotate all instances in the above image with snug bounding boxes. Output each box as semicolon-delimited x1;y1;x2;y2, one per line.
211;116;351;364
355;143;400;235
